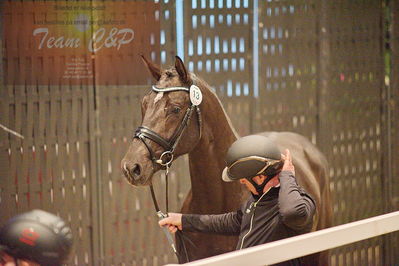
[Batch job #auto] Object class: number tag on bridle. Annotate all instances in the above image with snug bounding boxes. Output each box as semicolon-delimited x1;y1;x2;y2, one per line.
190;85;202;106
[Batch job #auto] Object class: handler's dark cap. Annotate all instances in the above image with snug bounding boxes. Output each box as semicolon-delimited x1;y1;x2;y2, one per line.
222;135;283;182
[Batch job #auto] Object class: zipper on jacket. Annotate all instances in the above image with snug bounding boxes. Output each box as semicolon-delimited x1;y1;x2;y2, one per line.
245;202;255;214
239;207;256;250
239;189;271;250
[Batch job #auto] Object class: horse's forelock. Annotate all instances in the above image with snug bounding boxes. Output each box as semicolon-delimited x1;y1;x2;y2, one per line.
156;66;180;88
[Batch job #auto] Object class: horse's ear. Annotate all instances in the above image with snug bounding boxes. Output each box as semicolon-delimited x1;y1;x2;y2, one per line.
175;56;191;84
141;55;161;81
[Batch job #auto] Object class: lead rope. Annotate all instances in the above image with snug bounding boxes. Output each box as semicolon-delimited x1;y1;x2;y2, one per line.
149;163;190;262
149;163;176;252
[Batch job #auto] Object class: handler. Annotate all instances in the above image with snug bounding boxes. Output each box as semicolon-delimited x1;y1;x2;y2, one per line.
159;135;316;265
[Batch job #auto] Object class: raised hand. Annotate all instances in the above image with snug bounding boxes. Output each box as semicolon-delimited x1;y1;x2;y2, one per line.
281;149;295;175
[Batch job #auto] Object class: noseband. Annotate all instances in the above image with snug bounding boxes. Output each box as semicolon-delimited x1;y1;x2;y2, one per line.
134;84;202;167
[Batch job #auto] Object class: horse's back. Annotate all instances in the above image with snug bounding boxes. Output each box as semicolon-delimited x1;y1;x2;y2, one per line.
259;131;327;164
258;131;328;194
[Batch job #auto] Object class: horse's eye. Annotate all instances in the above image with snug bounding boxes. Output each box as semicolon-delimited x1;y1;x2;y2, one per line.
172;106;181;114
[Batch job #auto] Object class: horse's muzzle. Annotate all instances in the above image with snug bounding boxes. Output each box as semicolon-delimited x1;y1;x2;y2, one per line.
122;161;143;185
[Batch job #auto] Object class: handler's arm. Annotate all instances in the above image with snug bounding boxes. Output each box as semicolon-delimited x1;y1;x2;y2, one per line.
159;211;242;235
182;211;242;235
278;149;316;230
279;171;315;230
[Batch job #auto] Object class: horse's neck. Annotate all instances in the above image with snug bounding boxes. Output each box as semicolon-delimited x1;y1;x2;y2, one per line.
187;91;241;213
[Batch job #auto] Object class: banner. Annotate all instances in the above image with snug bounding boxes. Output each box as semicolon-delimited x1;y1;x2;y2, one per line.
2;1;160;85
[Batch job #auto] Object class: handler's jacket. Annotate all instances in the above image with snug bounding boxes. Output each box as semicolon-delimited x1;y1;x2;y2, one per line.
182;171;316;266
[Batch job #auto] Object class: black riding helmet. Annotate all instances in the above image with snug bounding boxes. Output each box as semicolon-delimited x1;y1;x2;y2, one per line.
0;209;73;266
222;135;284;193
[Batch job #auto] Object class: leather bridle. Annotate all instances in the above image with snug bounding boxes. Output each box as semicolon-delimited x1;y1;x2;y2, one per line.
133;84;202;261
134;85;202;167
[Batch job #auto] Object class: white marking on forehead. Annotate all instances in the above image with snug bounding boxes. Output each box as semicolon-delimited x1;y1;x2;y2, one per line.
154;91;164;104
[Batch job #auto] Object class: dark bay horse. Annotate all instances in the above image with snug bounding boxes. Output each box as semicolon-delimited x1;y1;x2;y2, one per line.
121;56;332;264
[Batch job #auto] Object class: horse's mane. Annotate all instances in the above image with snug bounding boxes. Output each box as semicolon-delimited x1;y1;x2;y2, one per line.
190;73;240;139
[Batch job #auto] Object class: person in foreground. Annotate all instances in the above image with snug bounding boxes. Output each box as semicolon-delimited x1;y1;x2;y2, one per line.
159;135;316;265
0;209;73;266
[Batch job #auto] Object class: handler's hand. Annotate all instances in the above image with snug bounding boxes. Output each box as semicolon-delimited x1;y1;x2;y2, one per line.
281;149;295;175
159;213;182;234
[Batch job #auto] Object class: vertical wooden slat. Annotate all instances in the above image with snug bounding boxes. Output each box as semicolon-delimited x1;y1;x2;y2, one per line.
384;0;399;263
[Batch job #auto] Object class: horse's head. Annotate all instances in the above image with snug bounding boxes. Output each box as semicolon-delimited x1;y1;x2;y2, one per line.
121;56;202;186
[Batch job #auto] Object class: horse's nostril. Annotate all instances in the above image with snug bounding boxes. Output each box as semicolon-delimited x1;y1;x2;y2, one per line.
130;164;141;179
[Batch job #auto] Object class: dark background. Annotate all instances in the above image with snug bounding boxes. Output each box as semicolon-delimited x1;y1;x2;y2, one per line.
1;0;398;265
